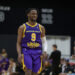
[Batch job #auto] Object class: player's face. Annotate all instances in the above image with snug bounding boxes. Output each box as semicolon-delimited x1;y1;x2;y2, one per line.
28;10;38;22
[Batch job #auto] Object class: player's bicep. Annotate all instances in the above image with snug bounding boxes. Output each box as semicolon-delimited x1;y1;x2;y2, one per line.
17;26;23;44
41;26;45;38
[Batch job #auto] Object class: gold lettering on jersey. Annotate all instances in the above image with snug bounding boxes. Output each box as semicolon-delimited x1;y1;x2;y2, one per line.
27;42;40;48
26;31;40;32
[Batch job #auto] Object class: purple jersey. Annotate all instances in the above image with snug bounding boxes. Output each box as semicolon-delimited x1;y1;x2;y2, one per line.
21;22;42;50
0;57;9;72
21;22;43;74
3;58;9;71
0;58;4;72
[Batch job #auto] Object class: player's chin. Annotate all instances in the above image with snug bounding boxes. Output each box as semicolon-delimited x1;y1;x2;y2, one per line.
32;17;37;21
32;19;37;22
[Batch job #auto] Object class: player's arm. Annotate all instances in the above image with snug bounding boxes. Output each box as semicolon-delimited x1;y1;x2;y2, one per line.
41;25;47;53
17;25;24;63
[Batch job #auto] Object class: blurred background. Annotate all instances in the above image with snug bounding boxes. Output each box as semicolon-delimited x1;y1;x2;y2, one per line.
0;1;75;75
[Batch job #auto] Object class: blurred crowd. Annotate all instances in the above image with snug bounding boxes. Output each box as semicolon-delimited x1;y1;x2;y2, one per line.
0;48;16;75
40;52;75;75
0;47;75;75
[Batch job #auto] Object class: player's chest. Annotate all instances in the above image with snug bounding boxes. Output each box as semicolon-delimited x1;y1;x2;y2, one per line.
25;26;41;35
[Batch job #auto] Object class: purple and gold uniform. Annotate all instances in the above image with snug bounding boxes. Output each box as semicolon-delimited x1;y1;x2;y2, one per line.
0;55;9;73
0;57;4;73
21;22;42;74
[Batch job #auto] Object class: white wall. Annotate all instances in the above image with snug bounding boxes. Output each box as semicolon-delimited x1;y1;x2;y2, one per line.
46;35;71;56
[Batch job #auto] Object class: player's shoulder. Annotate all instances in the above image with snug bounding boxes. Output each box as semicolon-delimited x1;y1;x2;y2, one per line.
18;23;25;31
38;23;45;29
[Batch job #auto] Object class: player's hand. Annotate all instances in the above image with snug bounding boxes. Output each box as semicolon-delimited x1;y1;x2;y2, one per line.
40;51;47;59
40;54;43;59
18;54;22;64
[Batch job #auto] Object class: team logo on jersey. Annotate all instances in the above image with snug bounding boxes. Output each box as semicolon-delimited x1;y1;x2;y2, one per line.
27;42;40;48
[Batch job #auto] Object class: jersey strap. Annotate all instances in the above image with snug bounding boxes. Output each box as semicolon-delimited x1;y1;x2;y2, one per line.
39;24;42;33
22;24;26;38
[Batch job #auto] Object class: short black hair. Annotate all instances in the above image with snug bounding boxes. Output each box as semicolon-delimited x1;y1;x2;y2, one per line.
53;44;57;48
26;8;38;15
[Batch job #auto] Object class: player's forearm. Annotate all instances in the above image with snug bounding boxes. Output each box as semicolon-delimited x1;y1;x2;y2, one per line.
17;43;22;55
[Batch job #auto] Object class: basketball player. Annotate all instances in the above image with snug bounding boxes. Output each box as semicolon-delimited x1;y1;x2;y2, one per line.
17;8;47;75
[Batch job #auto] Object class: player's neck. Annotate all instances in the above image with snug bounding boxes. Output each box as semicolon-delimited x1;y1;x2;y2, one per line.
28;21;37;26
